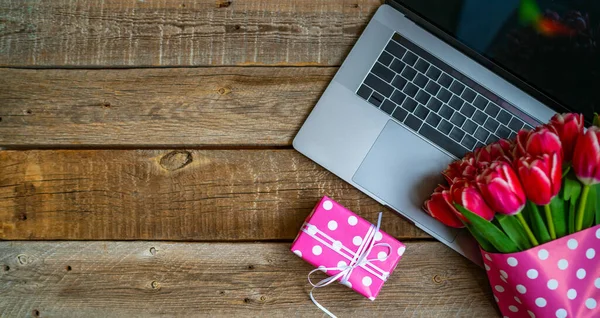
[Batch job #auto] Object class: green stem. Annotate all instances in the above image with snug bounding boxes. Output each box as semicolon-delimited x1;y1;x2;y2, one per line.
544;204;556;240
516;213;539;246
575;185;591;232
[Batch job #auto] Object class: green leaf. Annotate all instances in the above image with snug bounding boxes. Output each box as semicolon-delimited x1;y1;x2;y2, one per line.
563;175;582;202
594;112;600;127
496;214;532;250
562;165;571;178
568;201;576;234
550;196;567;238
455;205;521;253
465;223;497;253
524;201;551;244
583;185;598;229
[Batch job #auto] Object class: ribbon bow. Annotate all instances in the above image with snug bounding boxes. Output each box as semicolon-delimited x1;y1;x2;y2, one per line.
306;212;391;318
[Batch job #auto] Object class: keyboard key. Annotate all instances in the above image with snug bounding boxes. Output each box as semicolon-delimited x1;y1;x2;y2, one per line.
426;98;442;112
472;110;487;125
508;117;524;131
401;67;417;81
402;51;418;66
460;103;476;117
402;98;418;112
474;127;490;142
450;127;465;142
380;100;396;115
390;59;406;73
357;84;372;100
425;81;441;96
415;90;431;105
461;88;476;103
437;88;452;103
378;51;393;66
523;124;534;131
420;124;468;158
439;105;454;120
473;95;488;110
487;134;500;144
439;74;453;88
463;119;477;134
484;103;500;117
496;125;511;139
415;59;430;73
425;66;442;81
404;114;422;131
448;96;464;110
368;92;384;107
475;142;485;150
392;76;407;90
484;117;500;132
385;41;406;59
391;90;407;105
414;105;430;120
403;82;419;97
449;81;465;96
414;74;428;88
392;107;408;122
497;110;512;125
425;112;442;127
372;63;395;82
450;112;466;127
438;119;453;134
509;131;517;140
461;135;477;150
364;74;394;97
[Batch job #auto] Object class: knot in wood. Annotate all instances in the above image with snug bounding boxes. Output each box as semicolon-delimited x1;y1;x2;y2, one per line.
17;254;29;265
160;151;192;171
216;0;232;8
151;281;160;289
217;87;231;95
149;247;157;255
432;274;446;284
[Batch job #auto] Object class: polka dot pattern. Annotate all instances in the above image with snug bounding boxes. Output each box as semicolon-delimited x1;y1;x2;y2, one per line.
483;224;600;318
289;196;407;301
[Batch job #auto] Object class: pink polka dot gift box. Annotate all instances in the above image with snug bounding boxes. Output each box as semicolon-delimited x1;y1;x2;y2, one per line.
290;196;406;302
484;224;600;318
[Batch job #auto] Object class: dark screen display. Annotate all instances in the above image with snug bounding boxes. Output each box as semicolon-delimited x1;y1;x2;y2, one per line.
398;0;600;121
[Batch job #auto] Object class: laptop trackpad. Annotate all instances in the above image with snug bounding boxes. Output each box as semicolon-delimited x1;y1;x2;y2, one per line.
352;120;460;242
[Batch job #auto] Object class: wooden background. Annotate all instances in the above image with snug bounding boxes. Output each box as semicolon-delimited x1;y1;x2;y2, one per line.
0;1;497;317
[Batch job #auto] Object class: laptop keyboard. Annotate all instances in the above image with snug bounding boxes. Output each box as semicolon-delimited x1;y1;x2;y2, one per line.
356;33;537;158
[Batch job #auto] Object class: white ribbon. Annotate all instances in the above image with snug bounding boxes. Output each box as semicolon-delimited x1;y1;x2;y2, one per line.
305;212;391;318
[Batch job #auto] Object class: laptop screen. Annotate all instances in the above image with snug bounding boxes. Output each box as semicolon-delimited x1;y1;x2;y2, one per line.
397;0;600;121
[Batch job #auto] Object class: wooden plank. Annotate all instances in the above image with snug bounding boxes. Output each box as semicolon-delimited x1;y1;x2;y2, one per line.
0;66;329;146
0;67;333;147
0;149;431;241
0;241;496;317
0;0;380;67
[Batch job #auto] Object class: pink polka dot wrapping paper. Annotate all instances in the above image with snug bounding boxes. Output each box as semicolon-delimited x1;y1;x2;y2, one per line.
484;224;600;318
290;196;406;300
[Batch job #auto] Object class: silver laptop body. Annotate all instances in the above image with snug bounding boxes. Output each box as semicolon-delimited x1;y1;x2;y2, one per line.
293;4;557;266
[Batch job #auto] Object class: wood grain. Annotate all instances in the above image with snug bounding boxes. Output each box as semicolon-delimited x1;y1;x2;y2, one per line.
0;241;496;317
0;67;333;147
0;0;380;67
0;149;430;241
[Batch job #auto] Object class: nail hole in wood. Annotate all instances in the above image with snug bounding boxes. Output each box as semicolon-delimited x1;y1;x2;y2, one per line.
19;213;27;221
218;291;225;295
103;102;111;108
66;265;72;271
3;265;9;271
33;310;40;317
216;0;231;8
150;247;157;255
25;109;32;115
235;25;240;30
0;117;3;122
247;265;254;270
353;3;359;8
181;3;186;7
243;298;251;303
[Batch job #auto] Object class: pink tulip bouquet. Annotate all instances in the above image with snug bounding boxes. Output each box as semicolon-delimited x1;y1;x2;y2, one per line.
424;113;600;317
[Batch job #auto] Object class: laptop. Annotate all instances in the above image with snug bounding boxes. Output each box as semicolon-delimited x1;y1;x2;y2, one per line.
294;0;599;265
